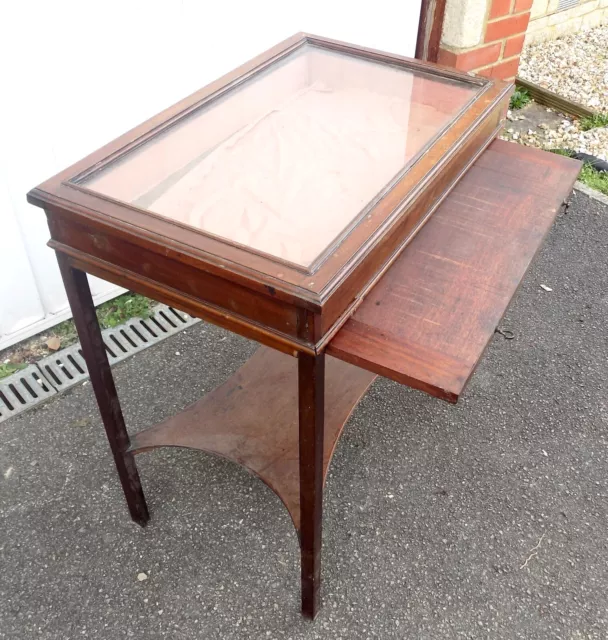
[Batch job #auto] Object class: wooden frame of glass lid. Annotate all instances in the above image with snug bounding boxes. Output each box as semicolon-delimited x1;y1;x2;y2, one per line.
28;33;513;355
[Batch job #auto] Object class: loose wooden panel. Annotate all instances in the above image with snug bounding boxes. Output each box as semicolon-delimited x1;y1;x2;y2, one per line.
328;141;581;402
128;348;375;531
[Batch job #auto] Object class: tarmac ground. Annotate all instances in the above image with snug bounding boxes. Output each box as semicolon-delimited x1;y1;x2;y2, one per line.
1;189;607;639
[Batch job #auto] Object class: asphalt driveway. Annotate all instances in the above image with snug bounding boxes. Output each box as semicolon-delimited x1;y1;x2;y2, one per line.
1;189;607;639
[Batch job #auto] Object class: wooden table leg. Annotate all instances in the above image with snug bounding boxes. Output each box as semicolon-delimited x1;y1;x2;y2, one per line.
298;351;325;619
56;253;149;526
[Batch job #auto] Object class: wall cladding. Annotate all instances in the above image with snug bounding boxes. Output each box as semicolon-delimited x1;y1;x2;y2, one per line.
527;0;608;43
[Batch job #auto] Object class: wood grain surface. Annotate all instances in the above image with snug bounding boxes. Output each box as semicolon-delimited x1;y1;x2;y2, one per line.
128;347;375;531
328;141;581;402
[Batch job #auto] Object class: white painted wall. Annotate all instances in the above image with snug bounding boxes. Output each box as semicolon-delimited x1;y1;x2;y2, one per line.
0;0;422;350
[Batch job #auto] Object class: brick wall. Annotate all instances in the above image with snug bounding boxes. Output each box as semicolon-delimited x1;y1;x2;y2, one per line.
439;0;533;79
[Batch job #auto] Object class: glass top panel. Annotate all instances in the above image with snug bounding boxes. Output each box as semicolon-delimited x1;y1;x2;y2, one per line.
78;44;480;269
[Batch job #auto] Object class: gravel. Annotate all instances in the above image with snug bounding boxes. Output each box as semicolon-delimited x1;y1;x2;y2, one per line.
519;24;608;111
501;110;608;161
503;25;608;162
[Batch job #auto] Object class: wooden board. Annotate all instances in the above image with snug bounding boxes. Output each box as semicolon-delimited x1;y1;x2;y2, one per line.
328;141;581;403
515;77;595;119
128;348;375;531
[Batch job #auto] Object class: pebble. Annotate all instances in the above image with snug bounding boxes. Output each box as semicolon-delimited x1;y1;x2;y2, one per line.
137;572;148;582
519;25;608;112
502;117;608;162
511;25;607;162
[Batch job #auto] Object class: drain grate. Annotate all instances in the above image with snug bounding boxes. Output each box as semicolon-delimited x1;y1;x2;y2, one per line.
38;343;90;391
0;304;200;422
0;365;57;423
37;304;200;391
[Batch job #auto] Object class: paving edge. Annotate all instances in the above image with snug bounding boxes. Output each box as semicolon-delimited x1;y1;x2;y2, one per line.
0;304;200;424
574;181;608;206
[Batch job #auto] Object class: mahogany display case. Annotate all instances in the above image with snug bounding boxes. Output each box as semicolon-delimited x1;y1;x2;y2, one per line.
27;33;581;619
28;33;512;355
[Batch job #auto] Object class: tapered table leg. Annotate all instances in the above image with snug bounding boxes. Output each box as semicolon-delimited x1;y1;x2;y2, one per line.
298;351;325;619
56;253;149;526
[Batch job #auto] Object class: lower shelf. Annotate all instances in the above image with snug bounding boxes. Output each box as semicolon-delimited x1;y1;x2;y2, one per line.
128;347;375;531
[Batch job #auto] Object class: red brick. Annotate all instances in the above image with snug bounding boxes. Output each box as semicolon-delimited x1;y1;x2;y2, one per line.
503;33;526;58
485;13;530;42
514;0;534;11
478;56;521;79
438;43;502;71
489;0;512;19
437;48;458;67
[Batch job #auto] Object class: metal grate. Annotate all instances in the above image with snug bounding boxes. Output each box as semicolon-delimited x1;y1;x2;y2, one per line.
0;305;199;423
557;0;580;10
0;365;57;422
37;343;90;391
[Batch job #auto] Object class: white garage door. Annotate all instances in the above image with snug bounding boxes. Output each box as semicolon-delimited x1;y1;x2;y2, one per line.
0;0;422;350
